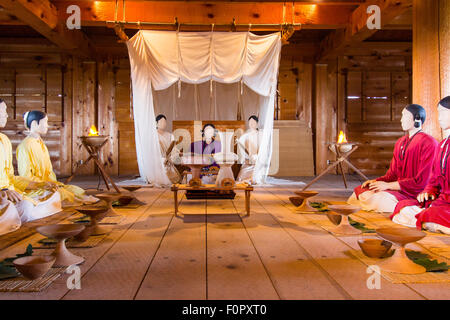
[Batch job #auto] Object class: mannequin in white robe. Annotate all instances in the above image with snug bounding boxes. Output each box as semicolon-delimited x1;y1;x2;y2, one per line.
156;114;181;184
237;116;262;184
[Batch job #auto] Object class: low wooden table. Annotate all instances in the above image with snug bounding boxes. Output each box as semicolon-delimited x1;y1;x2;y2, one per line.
171;183;254;216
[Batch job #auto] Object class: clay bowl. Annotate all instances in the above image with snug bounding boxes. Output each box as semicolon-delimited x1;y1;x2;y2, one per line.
294;191;319;198
376;227;426;246
338;143;353;153
376;227;427;274
289;197;303;207
74;206;110;238
95;193;122;204
121;185;141;192
326;213;342;226
36;224;85;267
117;195;134;206
13;255;56;280
37;224;85;241
80;135;108;148
75;206;109;220
95;193;122;217
358;239;393;258
327;205;360;216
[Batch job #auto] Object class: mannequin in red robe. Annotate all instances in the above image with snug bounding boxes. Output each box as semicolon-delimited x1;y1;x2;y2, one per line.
392;96;450;234
348;104;438;213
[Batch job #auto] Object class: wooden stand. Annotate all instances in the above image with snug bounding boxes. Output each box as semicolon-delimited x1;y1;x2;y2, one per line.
301;144;368;191
66;136;120;193
171;183;253;216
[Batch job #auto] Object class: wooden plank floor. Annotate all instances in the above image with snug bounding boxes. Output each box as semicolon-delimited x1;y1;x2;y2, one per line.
1;176;449;300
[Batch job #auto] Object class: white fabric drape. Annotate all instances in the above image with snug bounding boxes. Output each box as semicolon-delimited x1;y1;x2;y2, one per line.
127;30;281;186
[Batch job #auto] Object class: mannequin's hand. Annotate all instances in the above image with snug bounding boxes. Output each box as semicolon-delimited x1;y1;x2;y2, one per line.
362;179;376;188
417;192;436;203
39;181;59;191
250;154;258;163
2;189;22;203
368;181;391;192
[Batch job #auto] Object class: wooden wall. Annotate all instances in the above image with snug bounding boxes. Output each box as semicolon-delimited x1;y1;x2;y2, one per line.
0;40;412;179
316;43;413;176
0;42;138;177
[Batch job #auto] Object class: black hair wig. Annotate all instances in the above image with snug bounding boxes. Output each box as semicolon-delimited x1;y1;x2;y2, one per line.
23;110;46;130
155;114;167;123
439;96;450;109
202;123;217;138
248;115;259;123
405;104;426;128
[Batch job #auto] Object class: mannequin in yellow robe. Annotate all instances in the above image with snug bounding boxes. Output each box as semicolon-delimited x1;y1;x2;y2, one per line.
17;111;96;206
0;101;61;234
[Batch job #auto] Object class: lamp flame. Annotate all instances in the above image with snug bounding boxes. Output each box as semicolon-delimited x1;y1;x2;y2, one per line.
88;125;99;136
337;131;348;144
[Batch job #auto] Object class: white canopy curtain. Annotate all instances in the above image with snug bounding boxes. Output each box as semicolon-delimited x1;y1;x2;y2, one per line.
127;30;281;186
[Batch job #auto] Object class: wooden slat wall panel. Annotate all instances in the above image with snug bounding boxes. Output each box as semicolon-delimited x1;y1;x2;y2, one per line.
115;65;138;175
363;71;391;122
71;59;96;175
60;55;73;176
98;59;119;176
346;71;362;123
46;66;63;122
278;62;298;120
338;49;412;176
15;68;46;118
392;72;411;121
343;53;410;175
0;69;15;120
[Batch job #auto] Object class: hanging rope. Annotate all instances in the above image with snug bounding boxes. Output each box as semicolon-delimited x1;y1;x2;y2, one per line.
122;0;126;22
210;23;214;98
114;0;118;22
292;1;295;24
241;29;250;96
176;22;181;98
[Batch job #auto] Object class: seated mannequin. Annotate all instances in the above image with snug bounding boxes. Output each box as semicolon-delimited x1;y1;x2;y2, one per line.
156;114;181;184
391;97;450;234
348;104;438;213
16;110;96;207
237;115;262;184
190;123;221;184
0;101;61;229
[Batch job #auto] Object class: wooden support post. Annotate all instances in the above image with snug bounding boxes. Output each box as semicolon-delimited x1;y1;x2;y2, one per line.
172;186;179;216
412;0;450;141
245;189;251;216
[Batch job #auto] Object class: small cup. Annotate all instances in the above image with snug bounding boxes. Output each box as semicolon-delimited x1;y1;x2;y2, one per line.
358;239;393;259
13;255;56;280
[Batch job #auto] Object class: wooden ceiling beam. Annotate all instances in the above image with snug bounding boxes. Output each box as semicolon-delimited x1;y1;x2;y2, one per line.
51;0;364;5
317;0;412;62
0;0;94;57
53;1;357;30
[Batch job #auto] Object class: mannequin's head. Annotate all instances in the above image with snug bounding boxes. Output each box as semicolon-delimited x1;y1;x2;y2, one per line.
202;123;216;141
248;115;259;130
24;110;48;135
0;99;8;128
438;96;450;131
156;114;167;131
401;104;426;131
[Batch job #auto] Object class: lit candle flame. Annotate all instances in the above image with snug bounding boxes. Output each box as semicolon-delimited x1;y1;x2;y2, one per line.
88;125;99;136
337;131;348;144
